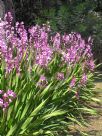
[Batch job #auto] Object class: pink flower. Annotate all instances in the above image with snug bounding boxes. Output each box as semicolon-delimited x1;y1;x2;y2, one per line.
3;102;9;108
7;90;16;98
36;46;52;67
37;75;48;87
40;75;46;81
87;60;95;71
53;33;61;49
3;93;8;100
9;98;12;103
0;89;16;110
70;77;76;88
0;90;3;94
0;98;3;107
57;72;64;80
80;73;87;85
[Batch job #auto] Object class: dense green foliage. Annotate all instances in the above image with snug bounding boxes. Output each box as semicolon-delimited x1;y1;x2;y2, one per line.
0;62;97;136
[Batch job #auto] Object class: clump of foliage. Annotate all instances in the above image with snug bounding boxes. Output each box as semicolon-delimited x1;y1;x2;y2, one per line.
0;12;97;135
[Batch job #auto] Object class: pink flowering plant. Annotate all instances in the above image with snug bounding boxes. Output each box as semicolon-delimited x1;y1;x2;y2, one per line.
0;12;99;135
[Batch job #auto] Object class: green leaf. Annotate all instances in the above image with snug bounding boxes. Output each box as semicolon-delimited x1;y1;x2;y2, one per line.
20;98;48;134
6;124;18;136
40;82;53;98
67;116;82;127
43;110;67;120
91;97;100;103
